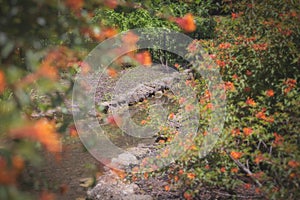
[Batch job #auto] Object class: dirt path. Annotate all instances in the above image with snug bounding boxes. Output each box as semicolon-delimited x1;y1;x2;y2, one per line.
19;139;102;200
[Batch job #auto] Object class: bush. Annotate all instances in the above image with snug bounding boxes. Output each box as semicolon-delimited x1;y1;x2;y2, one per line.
93;1;216;66
139;0;300;199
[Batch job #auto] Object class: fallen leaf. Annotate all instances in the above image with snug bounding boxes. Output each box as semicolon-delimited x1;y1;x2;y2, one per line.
79;177;94;188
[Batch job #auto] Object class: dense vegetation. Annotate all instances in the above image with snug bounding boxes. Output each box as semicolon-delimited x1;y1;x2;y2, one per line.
0;0;299;199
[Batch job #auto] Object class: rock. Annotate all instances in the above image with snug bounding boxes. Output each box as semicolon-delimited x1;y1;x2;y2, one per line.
111;152;139;167
87;171;152;200
87;143;158;200
127;145;151;159
99;68;186;111
123;195;153;200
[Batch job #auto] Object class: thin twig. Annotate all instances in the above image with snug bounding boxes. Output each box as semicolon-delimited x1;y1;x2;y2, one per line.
257;140;262;150
224;149;262;187
269;143;273;156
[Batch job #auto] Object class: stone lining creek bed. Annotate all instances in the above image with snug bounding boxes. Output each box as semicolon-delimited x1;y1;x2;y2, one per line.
82;66;192;200
25;66;195;199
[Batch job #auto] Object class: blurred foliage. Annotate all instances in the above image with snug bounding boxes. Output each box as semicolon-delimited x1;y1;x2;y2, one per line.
0;0;110;198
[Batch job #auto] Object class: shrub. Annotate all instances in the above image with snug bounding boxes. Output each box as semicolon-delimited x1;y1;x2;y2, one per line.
142;0;300;199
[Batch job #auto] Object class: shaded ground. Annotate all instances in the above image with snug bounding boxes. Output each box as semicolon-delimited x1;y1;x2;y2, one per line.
19;138;102;200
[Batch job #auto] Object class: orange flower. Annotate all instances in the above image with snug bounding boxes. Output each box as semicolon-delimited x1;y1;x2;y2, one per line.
131;175;137;181
140;120;147;125
285;78;297;87
256;109;267;120
183;191;193;200
144;172;149;180
178;169;184;175
273;132;284;146
219;42;231;49
252;171;265;180
38;59;59;80
174;63;180;68
10;119;61;153
0;70;6;93
189;144;197;151
252;43;268;51
93;28;118;41
107;68;118;78
102;28;118;38
158;139;165;144
169;112;175;119
112;168;126;179
278;28;292;36
255;188;261;194
230;151;243;160
288;160;300;168
216;59;226;67
69;124;78;138
232;74;239;80
164;185;170;191
174;175;179;182
0;155;24;185
284;78;297;94
243;127;253;136
231;13;238;19
244;183;251;190
289;173;296;179
231;12;243;19
65;0;84;11
205;165;210;170
231;128;240;136
231;167;239;173
254;154;265;164
205;103;213;110
187;172;196;180
220;167;226;173
225;81;235;91
174;13;196;32
246;97;256;106
289;11;297;17
135;51;152;66
266;89;274;97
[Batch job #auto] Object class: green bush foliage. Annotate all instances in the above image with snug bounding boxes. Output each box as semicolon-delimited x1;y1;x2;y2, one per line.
147;1;300;199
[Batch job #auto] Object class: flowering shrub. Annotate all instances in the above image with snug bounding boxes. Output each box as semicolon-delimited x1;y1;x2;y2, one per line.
93;1;216;65
146;0;299;199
